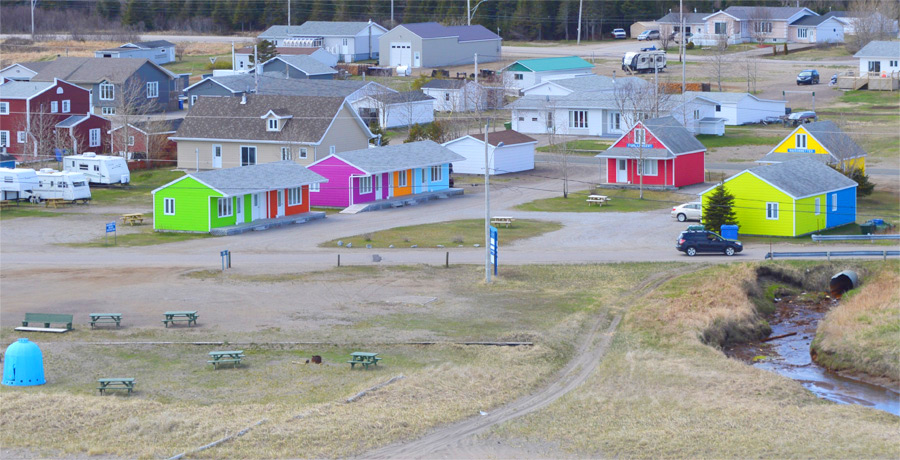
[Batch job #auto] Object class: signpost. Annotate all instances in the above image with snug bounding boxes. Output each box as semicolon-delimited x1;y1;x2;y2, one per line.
489;226;498;276
209;56;218;66
105;222;116;245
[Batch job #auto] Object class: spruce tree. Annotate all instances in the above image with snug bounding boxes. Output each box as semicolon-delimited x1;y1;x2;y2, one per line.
97;0;121;20
249;40;278;65
703;184;738;232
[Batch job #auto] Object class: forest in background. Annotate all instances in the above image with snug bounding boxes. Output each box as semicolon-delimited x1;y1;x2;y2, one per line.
0;0;880;41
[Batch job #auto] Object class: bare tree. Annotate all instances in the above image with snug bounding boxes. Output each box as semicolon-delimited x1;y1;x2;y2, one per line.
109;78;155;160
613;78;672;199
708;34;731;92
847;0;900;53
749;7;773;45
16;105;66;165
658;24;674;51
741;56;760;93
143;119;174;166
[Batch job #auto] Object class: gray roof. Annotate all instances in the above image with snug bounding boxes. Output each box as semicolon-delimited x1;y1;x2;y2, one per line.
331;141;465;174
657;12;709;24
642;116;706;154
369;90;433;104
260;21;382;38
189;161;326;196
790;15;832;26
422;79;468;90
263;55;337;76
756;152;830;165
802;121;867;160
173;94;360;144
131;118;183;133
721;6;812;21
551;74;648;92
853;40;900;59
5;61;53;73
597;147;675;159
55;115;88;128
193;74;370;97
400;23;501;42
30;57;172;84
129;40;176;49
0;80;54;98
747;157;857;198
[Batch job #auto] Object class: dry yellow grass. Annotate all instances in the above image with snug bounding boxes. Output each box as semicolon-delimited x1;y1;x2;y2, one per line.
0;39;231;68
813;265;900;381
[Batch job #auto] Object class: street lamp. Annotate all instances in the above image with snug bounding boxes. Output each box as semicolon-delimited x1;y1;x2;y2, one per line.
467;0;491;26
484;128;504;283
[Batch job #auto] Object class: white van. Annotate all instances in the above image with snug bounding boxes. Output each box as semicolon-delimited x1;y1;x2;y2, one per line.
63;152;130;185
32;169;92;202
0;168;39;201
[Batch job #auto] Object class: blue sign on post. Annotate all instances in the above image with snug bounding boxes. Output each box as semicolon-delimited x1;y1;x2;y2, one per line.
106;222;116;233
489;226;498;276
105;222;116;245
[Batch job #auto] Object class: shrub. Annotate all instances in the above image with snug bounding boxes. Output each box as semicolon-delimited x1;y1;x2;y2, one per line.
452;236;464;244
685;41;694;50
362;233;373;242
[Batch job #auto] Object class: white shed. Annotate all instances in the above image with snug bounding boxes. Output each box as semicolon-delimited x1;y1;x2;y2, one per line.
442;130;536;175
853;41;900;76
354;91;435;129
685;91;786;125
500;56;595;93
698;117;726;136
421;79;486;112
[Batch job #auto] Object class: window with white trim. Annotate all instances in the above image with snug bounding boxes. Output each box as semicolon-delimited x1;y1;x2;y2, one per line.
637;159;658;176
288;187;303;206
267;118;278;131
102;107;116;115
815;197;821;215
430;165;442;182
832;193;837;211
164;197;175;215
298;147;308;159
891;60;898;67
281;146;292;160
310;183;320;192
796;133;807;148
398;170;408;187
146;81;159;98
17;131;26;143
241;146;257;166
798;28;808;38
514;73;523;80
99;82;114;100
766;202;779;220
0;131;9;147
329;145;336;155
634;128;646;144
0;102;8;114
50;101;58;113
568;110;588;128
128;136;135;146
754;22;772;33
217;197;233;217
693;109;700;120
191;95;198;106
359;176;372;194
62;100;70;113
89;128;101;147
715;22;727;35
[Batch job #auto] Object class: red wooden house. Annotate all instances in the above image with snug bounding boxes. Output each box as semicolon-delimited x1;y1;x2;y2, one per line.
109;119;181;164
0;78;98;160
595;116;706;188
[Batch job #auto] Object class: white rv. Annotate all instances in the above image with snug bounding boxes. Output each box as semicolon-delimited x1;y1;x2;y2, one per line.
622;50;666;74
0;168;39;201
32;169;92;202
63;152;130;185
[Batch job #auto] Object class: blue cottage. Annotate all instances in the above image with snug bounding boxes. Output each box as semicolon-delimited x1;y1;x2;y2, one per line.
2;338;46;386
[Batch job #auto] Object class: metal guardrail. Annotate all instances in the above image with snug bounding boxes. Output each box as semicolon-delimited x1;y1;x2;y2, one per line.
765;250;900;260
811;234;900;242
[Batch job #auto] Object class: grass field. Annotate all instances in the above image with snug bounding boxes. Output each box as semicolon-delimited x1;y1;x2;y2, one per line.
696;132;782;149
516;188;690;213
764;45;851;61
320;219;562;248
162;54;232;76
65;224;214;247
536;139;611;156
0;205;64;220
838;90;900;109
89;169;184;207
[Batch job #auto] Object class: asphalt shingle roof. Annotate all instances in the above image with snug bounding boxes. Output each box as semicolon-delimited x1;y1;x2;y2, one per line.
510;56;594;72
195;74;371;97
30;57;171;84
263;55;337;76
260;21;380;38
598;147;675;159
470;130;537;146
721;6;811;21
421;79;468;89
331;141;465;174
756;152;830;164
173;94;352;144
0;80;55;98
400;23;500;42
802;120;867;160
55;115;88;128
189;161;326;196
131;40;176;49
657;12;710;24
748;157;857;198
642;116;706;154
131;118;183;133
853;40;900;59
790;15;831;26
369;90;433;104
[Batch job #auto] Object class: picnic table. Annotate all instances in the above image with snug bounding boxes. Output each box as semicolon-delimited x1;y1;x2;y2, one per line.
44;198;68;208
0;200;14;210
121;213;145;226
208;350;245;369
348;352;382;370
97;378;135;395
586;195;611;206
162;311;199;327
490;216;516;228
90;313;122;329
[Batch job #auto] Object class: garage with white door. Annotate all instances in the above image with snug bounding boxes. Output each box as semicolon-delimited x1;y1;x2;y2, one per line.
389;42;412;67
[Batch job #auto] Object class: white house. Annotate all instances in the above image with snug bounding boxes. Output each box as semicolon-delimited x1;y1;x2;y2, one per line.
500;56;594;93
234;46;338;71
854;41;900;76
442;130;536;175
421;79;487;112
94;40;177;65
788;15;845;44
684;91;786;125
353;91;435;129
258;21;387;62
0;61;51;82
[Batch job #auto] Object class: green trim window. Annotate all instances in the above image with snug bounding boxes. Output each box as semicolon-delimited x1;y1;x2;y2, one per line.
766;202;779;220
164;197;175;215
217;197;233;217
288;187;302;206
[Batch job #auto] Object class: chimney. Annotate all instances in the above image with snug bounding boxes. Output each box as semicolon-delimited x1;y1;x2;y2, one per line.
240;93;247;104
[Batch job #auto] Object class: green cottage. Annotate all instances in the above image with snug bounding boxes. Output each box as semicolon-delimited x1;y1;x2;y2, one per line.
151;161;327;233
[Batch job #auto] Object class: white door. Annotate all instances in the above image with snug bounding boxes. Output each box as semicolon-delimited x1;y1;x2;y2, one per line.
413;51;420;68
616;159;628;183
390;42;411;66
235;196;244;223
609;112;621;134
375;174;382;200
251;193;263;220
212;145;222;168
277;190;285;217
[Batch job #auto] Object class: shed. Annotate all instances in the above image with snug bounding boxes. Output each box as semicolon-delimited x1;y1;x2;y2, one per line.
442;130;536;175
685;91;786;125
631;21;659;38
94;40;177;65
379;23;501;68
421;79;487;112
500;56;595;92
2;338;46;386
767;121;867;172
353;90;435;128
698;117;725;136
257;55;337;80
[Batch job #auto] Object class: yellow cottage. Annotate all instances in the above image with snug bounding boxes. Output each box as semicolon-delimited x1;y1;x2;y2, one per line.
760;121;866;173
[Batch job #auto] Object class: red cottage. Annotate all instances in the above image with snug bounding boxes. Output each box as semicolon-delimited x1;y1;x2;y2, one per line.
109;119;181;163
0;78;94;160
595;116;706;188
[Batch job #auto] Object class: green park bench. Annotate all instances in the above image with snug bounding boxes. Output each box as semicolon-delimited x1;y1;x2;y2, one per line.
97;378;135;395
16;313;74;333
348;352;382;370
162;311;199;327
208;350;245;369
89;313;122;329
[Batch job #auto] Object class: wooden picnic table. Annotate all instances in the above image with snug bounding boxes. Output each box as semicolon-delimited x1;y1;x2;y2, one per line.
121;213;145;226
162;311;199;327
208;350;245;369
490;216;516;228
98;378;135;395
90;313;122;329
44;198;68;208
586;195;611;207
348;352;382;370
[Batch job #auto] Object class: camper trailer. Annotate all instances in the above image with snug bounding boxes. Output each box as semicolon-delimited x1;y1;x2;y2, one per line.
32;169;92;202
622;50;666;74
63;152;130;185
0;168;39;201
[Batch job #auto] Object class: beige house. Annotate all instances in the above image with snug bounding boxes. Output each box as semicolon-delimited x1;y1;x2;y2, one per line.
171;94;374;170
672;6;817;46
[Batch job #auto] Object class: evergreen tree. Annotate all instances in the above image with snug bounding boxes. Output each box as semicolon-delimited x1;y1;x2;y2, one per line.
703;184;739;232
832;166;875;197
211;0;234;30
122;0;143;27
97;0;121;20
249;40;279;65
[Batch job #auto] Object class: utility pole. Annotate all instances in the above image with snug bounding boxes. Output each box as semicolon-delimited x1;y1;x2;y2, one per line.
474;53;478;83
468;0;471;26
31;0;36;41
231;41;235;72
254;45;259;92
391;0;394;24
484;123;491;283
287;0;291;26
680;0;685;96
576;0;584;45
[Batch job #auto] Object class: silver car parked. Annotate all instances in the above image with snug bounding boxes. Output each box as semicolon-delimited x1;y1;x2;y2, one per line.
672;202;702;222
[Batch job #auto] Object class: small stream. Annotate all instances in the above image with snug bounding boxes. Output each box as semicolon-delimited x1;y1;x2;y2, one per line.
726;294;900;416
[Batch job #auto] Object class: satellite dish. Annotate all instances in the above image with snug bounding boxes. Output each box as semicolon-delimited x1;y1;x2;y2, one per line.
209;57;218;65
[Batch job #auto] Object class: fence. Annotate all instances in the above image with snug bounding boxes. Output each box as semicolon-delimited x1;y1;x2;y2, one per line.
811;234;900;242
765;250;899;260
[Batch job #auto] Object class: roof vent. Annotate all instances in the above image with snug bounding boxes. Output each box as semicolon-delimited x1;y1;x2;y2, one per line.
39;168;56;174
2;338;46;387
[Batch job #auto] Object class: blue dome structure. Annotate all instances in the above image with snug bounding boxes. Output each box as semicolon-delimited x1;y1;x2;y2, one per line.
2;338;46;386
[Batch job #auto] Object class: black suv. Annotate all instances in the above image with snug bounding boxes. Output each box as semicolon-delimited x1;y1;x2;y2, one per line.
797;69;819;85
676;229;743;256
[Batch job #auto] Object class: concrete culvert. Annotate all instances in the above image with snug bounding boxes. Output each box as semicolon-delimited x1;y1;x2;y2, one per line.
830;270;859;298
